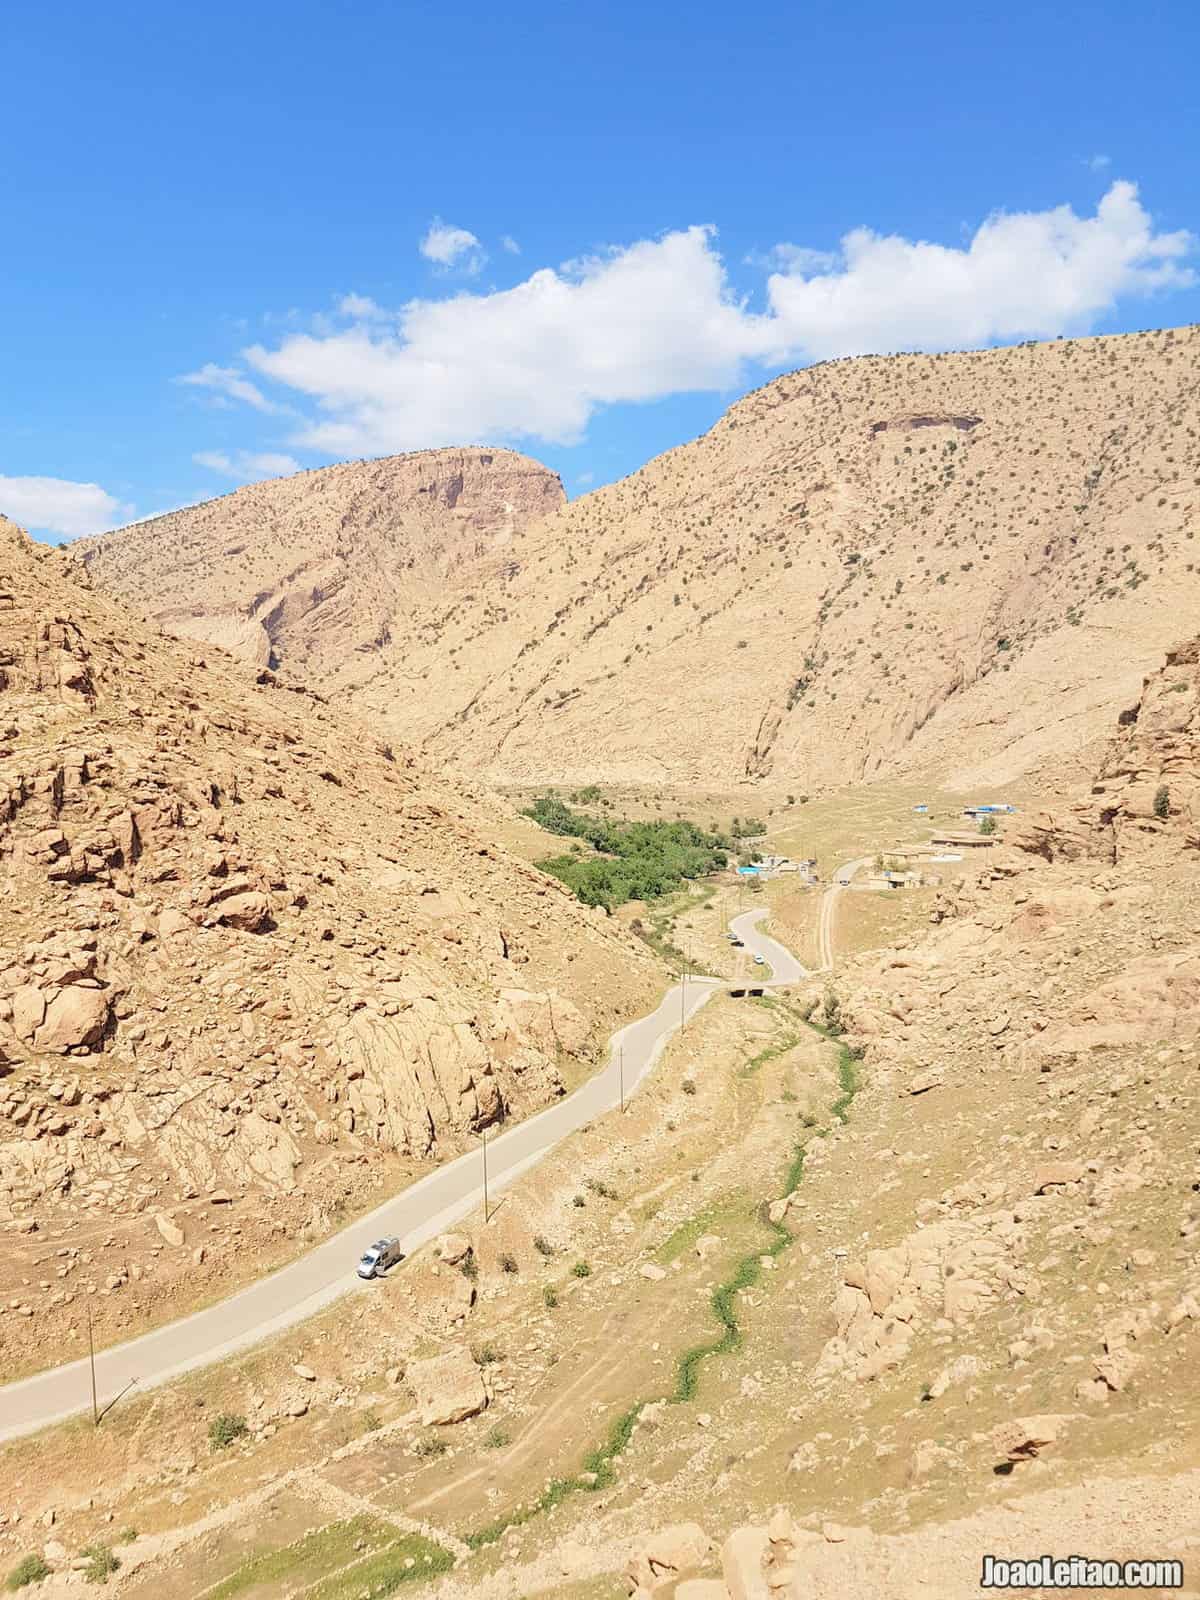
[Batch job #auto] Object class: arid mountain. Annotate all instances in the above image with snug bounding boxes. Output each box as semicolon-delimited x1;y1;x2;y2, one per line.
606;637;1200;1600
81;326;1199;795
9;632;1198;1597
74;447;564;682
0;514;657;1371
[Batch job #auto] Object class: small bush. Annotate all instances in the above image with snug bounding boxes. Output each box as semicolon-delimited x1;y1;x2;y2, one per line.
413;1434;447;1458
115;1529;138;1546
978;815;997;836
6;1554;51;1591
459;1253;479;1280
208;1413;248;1450
498;1253;519;1274
585;1177;618;1200
681;1078;697;1096
1154;784;1170;819
571;1193;586;1208
543;1285;559;1308
483;1424;511;1450
571;1261;592;1278
80;1546;120;1586
473;1342;501;1366
533;1234;555;1257
823;991;843;1035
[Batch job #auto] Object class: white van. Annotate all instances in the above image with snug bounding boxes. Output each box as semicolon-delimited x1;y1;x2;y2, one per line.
357;1236;404;1279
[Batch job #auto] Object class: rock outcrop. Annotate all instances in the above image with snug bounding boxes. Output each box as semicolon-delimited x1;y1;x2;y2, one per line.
72;447;565;686
0;514;660;1367
406;1344;488;1425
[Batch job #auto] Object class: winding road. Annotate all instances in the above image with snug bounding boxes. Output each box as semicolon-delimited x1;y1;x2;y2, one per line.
818;855;872;969
0;909;805;1445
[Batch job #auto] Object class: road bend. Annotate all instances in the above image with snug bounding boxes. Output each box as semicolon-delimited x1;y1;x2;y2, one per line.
0;908;804;1443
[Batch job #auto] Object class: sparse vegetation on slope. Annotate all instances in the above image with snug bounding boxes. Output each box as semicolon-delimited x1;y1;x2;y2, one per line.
463;1028;858;1550
80;326;1200;794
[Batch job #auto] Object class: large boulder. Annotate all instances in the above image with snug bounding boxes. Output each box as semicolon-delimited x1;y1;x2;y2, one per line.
992;1413;1070;1463
721;1527;771;1600
23;984;111;1053
625;1524;713;1595
212;891;273;932
406;1344;487;1426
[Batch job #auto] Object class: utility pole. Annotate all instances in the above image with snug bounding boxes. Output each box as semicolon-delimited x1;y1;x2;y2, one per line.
86;1302;98;1427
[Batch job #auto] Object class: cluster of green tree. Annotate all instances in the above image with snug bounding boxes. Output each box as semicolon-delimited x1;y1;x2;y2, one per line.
730;816;769;837
523;794;729;910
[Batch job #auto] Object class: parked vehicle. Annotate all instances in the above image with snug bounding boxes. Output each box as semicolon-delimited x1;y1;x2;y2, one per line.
753;953;765;965
357;1236;404;1279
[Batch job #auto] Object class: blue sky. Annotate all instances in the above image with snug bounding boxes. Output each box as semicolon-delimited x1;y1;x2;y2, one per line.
3;0;1198;540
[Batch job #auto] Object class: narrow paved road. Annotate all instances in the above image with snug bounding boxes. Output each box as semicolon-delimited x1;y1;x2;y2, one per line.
818;856;872;969
0;910;803;1444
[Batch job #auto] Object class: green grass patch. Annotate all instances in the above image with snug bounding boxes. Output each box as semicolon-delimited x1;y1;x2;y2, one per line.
831;1044;860;1124
463;1034;860;1552
203;1516;404;1600
653;1197;743;1266
739;1030;802;1078
302;1535;454;1599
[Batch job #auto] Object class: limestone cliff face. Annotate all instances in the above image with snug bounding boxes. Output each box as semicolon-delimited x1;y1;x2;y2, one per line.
71;447;565;686
1005;634;1200;863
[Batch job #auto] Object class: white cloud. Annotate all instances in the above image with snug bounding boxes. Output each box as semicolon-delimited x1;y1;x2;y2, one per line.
1089;154;1112;171
247;226;763;452
501;234;521;255
419;218;486;273
336;293;391;320
225;182;1192;457
193;449;302;480
176;362;281;413
762;180;1194;359
0;475;131;538
745;242;838;274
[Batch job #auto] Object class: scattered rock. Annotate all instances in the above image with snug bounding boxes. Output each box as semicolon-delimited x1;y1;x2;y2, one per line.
992;1413;1071;1463
406;1344;488;1426
154;1212;184;1248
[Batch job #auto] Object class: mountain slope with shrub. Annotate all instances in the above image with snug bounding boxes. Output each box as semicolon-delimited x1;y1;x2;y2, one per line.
83;325;1199;794
0;514;658;1374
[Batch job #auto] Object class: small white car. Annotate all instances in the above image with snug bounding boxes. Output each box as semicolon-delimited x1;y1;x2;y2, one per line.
357;1236;404;1279
753;953;765;965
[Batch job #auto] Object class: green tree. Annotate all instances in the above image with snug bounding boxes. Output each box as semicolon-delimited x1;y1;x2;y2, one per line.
1154;784;1170;819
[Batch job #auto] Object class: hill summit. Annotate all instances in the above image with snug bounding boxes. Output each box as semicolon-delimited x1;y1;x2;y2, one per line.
74;446;564;685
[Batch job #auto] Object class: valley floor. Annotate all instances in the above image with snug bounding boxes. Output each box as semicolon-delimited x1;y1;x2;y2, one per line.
3;783;1198;1599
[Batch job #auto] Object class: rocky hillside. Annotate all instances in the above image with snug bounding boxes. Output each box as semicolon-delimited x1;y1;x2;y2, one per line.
0;515;657;1372
81;325;1200;794
596;643;1200;1599
73;447;565;684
